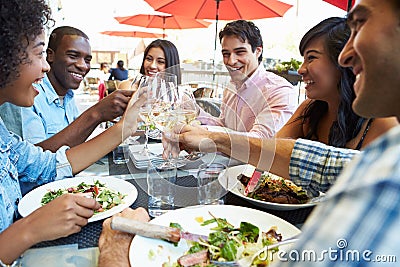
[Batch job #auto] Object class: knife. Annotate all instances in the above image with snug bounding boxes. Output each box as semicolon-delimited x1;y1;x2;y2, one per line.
111;216;208;243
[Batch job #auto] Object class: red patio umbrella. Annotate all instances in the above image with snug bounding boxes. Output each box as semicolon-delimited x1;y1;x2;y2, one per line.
145;0;293;20
323;0;355;11
100;30;165;38
145;0;293;79
115;13;212;38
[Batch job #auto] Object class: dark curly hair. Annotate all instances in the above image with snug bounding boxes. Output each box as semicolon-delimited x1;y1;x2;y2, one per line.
0;0;53;89
298;17;365;148
219;20;263;64
140;39;182;84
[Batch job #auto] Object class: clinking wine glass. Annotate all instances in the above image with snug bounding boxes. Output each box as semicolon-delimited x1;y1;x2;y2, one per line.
176;88;205;161
135;75;159;156
150;72;181;169
123;73;146;146
129;73;145;92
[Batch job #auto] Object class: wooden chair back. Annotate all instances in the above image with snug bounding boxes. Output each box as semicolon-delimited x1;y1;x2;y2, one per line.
83;77;99;95
104;80;118;95
193;87;214;98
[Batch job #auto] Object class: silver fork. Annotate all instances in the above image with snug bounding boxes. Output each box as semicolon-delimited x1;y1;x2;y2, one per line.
210;234;300;267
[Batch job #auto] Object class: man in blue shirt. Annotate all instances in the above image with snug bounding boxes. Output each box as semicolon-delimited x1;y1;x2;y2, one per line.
20;26;90;143
1;26;135;193
1;26;133;151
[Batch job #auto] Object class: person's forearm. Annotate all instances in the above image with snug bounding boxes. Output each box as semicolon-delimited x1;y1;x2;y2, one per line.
36;109;102;152
98;243;131;267
262;139;295;178
0;218;37;264
98;231;133;267
212;132;294;178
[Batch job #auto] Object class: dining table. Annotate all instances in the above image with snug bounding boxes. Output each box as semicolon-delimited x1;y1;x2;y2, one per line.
23;136;315;266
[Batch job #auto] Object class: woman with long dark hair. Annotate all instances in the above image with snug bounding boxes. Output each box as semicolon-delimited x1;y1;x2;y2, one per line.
119;39;182;90
276;17;397;149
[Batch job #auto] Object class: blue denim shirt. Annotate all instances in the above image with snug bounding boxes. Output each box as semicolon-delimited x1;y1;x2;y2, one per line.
0;119;72;232
21;74;80;144
0;103;23;136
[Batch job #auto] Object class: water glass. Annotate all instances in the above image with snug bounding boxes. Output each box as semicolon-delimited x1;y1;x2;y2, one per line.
112;144;129;164
147;161;177;217
197;163;227;205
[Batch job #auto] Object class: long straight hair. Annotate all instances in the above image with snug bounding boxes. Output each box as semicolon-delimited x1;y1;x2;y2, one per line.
298;17;365;148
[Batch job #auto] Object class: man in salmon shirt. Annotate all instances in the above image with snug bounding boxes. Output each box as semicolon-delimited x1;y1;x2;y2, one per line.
197;20;297;139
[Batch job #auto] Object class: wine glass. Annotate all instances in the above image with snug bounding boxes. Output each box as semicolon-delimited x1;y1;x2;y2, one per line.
176;88;205;161
118;73;144;145
134;75;158;156
129;73;145;91
176;87;199;125
150;72;181;169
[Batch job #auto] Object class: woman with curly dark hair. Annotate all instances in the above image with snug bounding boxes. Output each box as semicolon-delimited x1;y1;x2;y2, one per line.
276;17;398;149
0;0;145;264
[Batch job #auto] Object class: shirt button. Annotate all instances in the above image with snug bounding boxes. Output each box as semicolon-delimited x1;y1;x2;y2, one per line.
15;198;20;205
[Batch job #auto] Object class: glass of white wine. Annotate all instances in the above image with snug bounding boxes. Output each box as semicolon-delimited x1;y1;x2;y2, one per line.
150;72;181;169
176;87;205;161
135;75;158;156
176;87;198;124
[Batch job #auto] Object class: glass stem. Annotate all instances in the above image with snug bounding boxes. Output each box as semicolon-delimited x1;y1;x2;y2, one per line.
144;124;149;151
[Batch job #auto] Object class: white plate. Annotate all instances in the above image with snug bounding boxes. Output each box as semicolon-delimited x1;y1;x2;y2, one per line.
18;176;138;222
129;144;187;170
129;205;301;266
225;165;318;211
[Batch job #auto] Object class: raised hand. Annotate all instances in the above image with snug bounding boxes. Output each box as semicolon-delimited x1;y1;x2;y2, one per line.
162;124;217;159
91;90;134;123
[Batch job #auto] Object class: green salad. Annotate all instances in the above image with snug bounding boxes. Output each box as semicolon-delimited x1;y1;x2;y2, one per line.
41;180;125;213
164;216;282;266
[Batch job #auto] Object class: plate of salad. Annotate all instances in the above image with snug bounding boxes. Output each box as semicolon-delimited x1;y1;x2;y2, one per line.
129;205;301;266
18;176;138;222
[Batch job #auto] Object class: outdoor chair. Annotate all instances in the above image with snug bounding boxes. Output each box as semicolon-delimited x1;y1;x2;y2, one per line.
193;87;214;98
104;80;118;95
196;98;221;117
84;77;99;95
